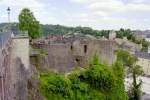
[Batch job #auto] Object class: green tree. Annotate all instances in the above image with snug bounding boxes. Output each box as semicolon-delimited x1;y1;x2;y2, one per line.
18;8;41;39
112;61;128;100
117;50;143;100
141;39;150;52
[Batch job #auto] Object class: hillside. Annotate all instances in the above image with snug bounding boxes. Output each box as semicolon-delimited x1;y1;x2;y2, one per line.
1;23;149;52
0;23;110;37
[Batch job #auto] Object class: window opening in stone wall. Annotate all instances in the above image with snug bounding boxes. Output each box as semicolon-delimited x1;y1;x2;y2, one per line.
84;45;87;53
75;58;80;63
71;45;73;51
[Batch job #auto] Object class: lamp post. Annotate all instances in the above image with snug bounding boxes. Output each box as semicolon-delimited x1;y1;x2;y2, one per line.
7;7;11;32
7;7;11;23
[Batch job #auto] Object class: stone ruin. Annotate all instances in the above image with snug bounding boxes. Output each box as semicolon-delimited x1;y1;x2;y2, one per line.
0;32;117;100
31;34;117;72
0;32;30;100
0;32;12;100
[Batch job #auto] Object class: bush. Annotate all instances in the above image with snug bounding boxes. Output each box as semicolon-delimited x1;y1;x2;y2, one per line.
39;72;73;99
39;55;127;100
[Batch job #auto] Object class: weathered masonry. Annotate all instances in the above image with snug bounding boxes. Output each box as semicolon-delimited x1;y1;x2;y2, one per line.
32;35;117;72
0;32;12;100
0;32;30;100
10;34;30;100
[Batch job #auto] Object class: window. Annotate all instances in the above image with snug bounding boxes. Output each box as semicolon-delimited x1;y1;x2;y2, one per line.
84;45;87;53
71;45;73;51
75;58;80;62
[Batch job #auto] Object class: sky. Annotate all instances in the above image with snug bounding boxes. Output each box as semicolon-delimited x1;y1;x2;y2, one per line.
0;0;150;30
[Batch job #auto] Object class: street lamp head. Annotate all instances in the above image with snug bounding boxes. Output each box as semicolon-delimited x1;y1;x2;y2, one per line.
7;7;11;12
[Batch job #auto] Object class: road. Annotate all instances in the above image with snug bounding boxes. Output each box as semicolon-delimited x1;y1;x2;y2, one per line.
125;76;150;100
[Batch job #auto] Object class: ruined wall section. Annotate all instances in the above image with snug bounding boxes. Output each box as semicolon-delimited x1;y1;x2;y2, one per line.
32;38;117;72
0;32;12;100
10;36;30;100
87;40;117;65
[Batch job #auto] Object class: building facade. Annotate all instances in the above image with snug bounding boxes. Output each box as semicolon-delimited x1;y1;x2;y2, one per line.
135;51;150;75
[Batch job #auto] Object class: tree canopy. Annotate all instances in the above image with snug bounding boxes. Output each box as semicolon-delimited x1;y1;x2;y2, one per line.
18;8;41;39
117;50;143;100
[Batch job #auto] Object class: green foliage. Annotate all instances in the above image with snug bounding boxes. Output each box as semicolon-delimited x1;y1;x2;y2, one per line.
111;61;128;100
90;54;100;65
1;22;110;38
1;22;150;51
141;39;150;52
41;25;110;38
18;8;41;39
117;50;143;100
117;50;138;67
39;55;127;100
85;63;115;92
116;28;133;39
39;72;73;100
116;28;150;52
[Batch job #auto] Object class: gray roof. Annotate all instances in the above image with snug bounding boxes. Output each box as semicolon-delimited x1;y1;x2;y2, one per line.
146;34;150;38
135;51;150;59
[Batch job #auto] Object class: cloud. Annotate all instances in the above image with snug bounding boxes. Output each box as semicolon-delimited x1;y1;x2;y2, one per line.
70;0;150;14
68;0;150;29
0;0;150;30
0;0;61;25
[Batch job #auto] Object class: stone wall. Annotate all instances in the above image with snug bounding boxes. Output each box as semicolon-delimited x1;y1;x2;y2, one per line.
0;32;12;100
32;36;117;72
10;36;30;100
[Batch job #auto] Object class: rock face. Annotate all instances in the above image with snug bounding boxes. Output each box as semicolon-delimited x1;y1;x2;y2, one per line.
32;35;117;72
0;32;12;100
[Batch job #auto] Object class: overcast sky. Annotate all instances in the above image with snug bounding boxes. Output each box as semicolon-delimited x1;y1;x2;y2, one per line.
0;0;150;30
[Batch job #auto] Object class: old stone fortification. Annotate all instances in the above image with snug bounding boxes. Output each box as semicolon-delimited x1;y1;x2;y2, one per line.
10;35;30;100
0;32;12;100
0;32;30;100
0;32;117;99
32;34;117;72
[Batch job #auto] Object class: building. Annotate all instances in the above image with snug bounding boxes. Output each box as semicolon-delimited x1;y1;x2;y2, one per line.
145;34;150;42
135;51;150;75
31;34;117;72
133;31;147;40
148;46;150;53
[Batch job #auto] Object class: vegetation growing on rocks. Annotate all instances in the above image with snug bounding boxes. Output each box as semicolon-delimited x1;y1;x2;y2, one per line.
39;55;128;100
